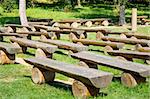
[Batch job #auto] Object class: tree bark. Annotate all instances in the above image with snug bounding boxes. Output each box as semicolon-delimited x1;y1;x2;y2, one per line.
119;5;126;26
77;0;81;7
19;0;28;26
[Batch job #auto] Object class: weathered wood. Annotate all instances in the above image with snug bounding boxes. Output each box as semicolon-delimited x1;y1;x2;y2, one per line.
71;51;150;78
124;33;150;40
121;72;146;87
5;24;32;32
0;50;14;64
0;33;28;41
72;80;99;98
0;42;22;54
32;67;55;84
10;37;57;57
39;39;88;52
132;8;137;31
24;57;113;89
135;44;150;52
72;39;124;49
107;50;150;60
99;36;150;47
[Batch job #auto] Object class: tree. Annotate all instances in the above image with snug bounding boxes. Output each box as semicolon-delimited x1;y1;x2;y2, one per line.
114;0;128;26
19;0;28;26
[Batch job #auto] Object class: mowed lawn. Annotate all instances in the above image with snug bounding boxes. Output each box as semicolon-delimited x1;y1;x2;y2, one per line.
0;5;150;99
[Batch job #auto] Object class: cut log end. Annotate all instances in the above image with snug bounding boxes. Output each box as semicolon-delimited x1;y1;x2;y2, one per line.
77;42;83;45
85;21;92;27
35;48;47;58
79;33;86;39
104;46;113;55
121;73;146;88
130;36;137;40
69;33;78;41
102;20;109;26
78;61;89;68
72;80;99;98
120;34;127;38
32;67;55;84
71;22;79;28
40;35;48;40
0;50;14;64
96;32;104;40
115;56;127;61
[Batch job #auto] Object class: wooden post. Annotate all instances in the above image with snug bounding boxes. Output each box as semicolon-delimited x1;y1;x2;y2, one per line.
132;8;137;32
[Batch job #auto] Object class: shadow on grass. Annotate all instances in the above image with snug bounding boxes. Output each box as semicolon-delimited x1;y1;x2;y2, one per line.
0;17;20;26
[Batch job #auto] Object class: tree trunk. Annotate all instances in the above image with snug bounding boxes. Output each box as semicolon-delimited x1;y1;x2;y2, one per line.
77;0;81;7
19;0;28;26
119;5;126;26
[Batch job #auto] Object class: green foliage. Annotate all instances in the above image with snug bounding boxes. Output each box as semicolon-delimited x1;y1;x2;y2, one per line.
1;0;18;12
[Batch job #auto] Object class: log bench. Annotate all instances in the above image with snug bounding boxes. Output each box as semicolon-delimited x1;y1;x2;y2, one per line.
10;37;58;58
39;37;88;52
0;32;28;41
33;25;86;39
58;18;111;27
96;34;150;47
106;50;150;63
5;24;33;33
122;33;150;40
0;42;22;64
71;51;150;87
135;44;150;52
72;39;125;50
24;57;113;97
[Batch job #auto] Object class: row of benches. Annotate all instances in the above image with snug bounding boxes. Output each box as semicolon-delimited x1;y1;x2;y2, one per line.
0;37;150;98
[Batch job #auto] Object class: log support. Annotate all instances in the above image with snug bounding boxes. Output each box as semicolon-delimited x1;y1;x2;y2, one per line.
32;67;55;84
0;50;15;64
72;61;99;98
121;72;146;87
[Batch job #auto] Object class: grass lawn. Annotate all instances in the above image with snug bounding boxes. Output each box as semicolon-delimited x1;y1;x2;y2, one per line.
0;4;150;99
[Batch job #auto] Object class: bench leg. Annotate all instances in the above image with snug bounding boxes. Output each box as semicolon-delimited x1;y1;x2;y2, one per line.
79;61;98;69
79;32;87;39
96;32;104;40
55;32;60;39
121;72;146;88
35;48;53;58
0;36;3;42
32;67;55;84
72;80;99;98
21;46;27;53
0;50;15;64
69;33;78;41
85;21;92;27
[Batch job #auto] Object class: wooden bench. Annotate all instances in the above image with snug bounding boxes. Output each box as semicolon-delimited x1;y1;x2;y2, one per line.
24;57;113;97
135;44;150;52
33;25;86;39
0;42;22;64
10;37;58;58
72;39;125;50
58;18;111;27
96;34;150;47
16;31;52;39
5;24;33;33
39;37;88;52
71;51;150;87
106;50;150;63
0;32;28;41
121;33;150;40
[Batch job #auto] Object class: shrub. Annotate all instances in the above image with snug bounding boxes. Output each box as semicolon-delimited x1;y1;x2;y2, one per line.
1;0;18;12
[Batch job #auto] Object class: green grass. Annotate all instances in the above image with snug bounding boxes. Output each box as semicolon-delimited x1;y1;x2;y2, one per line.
0;4;150;99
